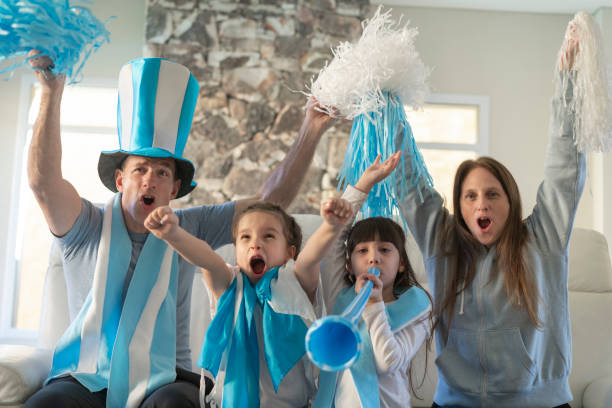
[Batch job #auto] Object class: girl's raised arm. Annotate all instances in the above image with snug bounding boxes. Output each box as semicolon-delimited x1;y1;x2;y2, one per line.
145;206;232;299
319;153;402;308
295;198;353;301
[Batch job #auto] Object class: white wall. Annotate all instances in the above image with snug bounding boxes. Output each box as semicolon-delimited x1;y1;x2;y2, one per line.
593;8;612;251
1;3;611;263
0;0;145;316
388;6;602;232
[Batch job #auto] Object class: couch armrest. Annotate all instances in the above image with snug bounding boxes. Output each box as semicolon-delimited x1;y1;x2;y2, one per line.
583;376;612;408
0;345;53;405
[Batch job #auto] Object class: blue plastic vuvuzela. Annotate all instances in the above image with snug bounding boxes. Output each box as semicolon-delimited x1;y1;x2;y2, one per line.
305;267;380;371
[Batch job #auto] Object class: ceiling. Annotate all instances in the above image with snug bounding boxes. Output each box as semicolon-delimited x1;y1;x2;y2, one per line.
374;0;612;15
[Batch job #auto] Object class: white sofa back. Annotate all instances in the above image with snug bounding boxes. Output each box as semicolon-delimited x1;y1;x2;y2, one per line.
567;228;612;407
39;221;612;407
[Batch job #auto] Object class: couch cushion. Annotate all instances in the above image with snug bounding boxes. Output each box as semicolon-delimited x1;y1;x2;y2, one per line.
0;345;52;405
569;291;612;407
568;228;612;293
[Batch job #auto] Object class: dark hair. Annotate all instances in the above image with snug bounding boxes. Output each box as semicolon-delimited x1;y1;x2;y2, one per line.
436;156;540;335
344;216;433;399
232;202;302;260
345;217;415;297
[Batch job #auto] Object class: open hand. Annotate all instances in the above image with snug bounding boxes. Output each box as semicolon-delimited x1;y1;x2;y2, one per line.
320;197;353;227
355;151;402;193
144;206;178;240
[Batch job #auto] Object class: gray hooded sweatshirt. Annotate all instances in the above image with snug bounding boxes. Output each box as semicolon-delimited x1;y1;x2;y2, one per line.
398;80;585;407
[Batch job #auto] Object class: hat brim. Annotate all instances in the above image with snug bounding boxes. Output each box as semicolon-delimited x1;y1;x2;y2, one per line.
98;147;196;199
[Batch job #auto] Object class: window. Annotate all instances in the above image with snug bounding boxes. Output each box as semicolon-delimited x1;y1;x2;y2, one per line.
1;76;117;344
405;94;489;210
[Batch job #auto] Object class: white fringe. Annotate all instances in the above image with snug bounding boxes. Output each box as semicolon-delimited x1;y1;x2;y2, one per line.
554;11;612;153
308;6;430;119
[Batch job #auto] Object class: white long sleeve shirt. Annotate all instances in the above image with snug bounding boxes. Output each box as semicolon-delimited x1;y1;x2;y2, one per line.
320;185;431;407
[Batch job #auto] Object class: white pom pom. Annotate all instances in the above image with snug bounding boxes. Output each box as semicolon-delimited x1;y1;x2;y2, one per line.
554;11;612;152
308;7;430;119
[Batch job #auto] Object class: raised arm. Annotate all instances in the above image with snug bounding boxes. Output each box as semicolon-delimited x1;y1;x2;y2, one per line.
27;51;82;237
396;138;447;259
529;30;586;251
319;187;366;311
294;198;353;301
232;98;337;218
145;206;232;299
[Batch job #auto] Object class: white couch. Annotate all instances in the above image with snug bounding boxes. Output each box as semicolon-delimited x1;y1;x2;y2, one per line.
1;218;612;407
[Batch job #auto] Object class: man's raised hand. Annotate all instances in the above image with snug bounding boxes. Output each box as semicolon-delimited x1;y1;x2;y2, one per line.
27;50;65;92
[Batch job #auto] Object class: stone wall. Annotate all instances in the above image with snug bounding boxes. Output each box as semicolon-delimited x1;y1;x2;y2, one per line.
144;0;370;213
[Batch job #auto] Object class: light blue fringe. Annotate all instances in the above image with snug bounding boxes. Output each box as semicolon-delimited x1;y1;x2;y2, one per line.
337;91;433;225
0;0;110;83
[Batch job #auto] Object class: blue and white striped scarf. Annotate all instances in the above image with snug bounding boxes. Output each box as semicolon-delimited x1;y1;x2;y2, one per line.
314;285;430;408
46;193;179;408
199;264;315;408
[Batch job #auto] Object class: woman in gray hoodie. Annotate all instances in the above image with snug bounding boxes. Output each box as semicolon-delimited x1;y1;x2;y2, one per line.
397;33;584;407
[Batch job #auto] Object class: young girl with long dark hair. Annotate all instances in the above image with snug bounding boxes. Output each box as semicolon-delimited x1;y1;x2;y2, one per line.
317;154;433;408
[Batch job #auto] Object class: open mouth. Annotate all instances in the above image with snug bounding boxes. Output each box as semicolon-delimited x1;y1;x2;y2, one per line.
250;255;266;276
477;217;491;231
142;195;155;206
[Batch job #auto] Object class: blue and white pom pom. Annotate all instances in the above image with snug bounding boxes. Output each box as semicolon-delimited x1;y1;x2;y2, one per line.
338;91;432;222
555;11;612;152
0;0;110;83
307;7;432;222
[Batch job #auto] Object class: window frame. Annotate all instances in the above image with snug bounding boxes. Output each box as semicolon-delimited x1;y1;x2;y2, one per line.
0;74;117;345
413;93;490;157
405;93;490;211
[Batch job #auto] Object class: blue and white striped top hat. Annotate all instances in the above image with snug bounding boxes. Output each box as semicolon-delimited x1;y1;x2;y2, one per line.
98;58;200;198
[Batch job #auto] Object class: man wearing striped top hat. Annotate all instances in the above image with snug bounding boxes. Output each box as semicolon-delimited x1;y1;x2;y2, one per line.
24;54;335;408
